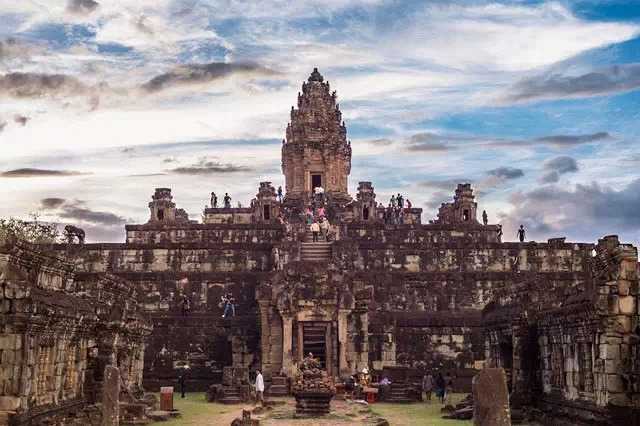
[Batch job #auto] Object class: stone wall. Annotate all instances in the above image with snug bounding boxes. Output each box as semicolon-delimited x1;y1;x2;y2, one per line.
0;239;151;425
482;235;639;425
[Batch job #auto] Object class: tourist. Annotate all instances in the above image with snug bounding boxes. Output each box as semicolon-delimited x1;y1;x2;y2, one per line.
390;195;396;207
318;205;326;218
422;372;434;402
222;294;235;318
344;375;356;400
305;207;313;225
178;366;189;398
310;220;320;242
482;210;488;225
211;192;217;208
444;373;454;404
406;198;412;209
255;370;264;405
397;193;404;208
181;295;191;317
497;224;503;240
277;186;283;202
320;217;330;241
224;193;232;208
379;376;391;401
435;373;446;404
517;224;526;242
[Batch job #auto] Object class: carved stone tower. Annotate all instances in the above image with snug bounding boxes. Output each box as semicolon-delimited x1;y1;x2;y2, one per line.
434;183;478;224
281;68;352;202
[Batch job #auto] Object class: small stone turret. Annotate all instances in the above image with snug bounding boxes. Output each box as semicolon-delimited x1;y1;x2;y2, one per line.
354;182;378;222
434;183;478;224
281;68;352;203
252;182;280;223
148;188;188;223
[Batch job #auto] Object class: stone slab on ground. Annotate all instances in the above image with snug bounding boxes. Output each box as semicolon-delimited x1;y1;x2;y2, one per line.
473;368;511;426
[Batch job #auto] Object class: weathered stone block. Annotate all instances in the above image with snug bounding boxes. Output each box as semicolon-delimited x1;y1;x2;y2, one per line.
607;374;625;393
618;296;635;314
0;396;20;411
617;280;631;296
473;368;511;426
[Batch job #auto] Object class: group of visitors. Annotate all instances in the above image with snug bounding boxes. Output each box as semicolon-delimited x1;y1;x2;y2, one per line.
389;193;411;209
309;217;331;242
422;371;454;404
210;192;233;208
380;193;412;225
219;293;236;318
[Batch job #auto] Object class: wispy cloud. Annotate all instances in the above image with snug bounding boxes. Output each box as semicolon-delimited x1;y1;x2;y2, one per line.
141;62;275;93
167;157;252;175
66;0;100;15
539;156;579;183
0;72;88;99
1;168;89;178
505;64;640;103
487;167;524;180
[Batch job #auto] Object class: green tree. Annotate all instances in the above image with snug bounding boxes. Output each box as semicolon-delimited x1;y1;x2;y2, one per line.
0;213;60;244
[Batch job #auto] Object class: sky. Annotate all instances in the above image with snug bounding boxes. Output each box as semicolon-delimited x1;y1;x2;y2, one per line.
0;0;639;245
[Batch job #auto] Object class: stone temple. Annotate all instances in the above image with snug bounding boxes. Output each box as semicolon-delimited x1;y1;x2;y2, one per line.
1;68;639;425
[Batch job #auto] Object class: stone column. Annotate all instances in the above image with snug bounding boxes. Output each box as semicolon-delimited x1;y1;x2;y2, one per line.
281;315;294;377
338;309;350;376
325;324;333;377
259;301;272;375
101;365;120;426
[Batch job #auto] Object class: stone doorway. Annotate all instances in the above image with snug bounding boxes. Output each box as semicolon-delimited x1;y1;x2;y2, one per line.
297;321;334;375
311;173;322;191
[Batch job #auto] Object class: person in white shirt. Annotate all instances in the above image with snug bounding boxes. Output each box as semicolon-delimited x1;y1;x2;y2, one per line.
310;221;320;242
255;370;264;404
320;218;330;241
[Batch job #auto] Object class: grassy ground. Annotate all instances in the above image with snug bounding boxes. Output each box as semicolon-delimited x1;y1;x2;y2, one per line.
370;394;472;426
149;392;472;426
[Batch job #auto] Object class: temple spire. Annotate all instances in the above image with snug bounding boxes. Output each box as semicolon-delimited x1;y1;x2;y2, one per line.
308;67;324;82
281;69;352;202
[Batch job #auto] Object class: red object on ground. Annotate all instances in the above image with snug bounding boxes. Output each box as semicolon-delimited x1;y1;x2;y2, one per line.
366;391;376;404
160;386;174;411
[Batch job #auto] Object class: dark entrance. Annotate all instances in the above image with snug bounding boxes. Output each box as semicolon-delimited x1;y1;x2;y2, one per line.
311;174;322;191
263;205;271;220
303;322;328;369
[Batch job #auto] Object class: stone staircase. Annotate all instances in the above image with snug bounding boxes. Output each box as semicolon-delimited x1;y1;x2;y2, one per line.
387;383;413;403
301;231;332;262
267;375;290;397
219;385;243;404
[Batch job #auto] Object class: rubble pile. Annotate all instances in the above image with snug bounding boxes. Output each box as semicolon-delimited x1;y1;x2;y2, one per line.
293;355;336;416
442;394;474;420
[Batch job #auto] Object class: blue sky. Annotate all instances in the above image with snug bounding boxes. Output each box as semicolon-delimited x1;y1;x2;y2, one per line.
0;0;639;244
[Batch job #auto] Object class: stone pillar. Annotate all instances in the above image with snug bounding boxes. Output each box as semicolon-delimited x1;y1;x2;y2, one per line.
259;301;272;375
338;309;349;376
473;368;511;426
282;316;294;377
325;324;333;377
101;365;120;426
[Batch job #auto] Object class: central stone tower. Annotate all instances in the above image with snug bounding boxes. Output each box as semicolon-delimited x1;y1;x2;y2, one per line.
281;68;352;203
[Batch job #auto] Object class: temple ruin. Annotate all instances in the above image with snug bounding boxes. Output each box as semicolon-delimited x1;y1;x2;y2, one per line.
1;68;639;425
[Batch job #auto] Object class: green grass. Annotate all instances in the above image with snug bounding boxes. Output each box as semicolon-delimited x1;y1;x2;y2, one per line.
148;393;238;426
148;392;472;425
370;394;472;426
